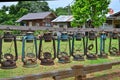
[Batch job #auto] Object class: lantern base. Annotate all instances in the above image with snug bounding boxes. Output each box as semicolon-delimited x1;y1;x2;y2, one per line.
58;57;71;63
1;60;17;69
23;59;38;68
110;51;120;56
40;59;54;65
73;54;85;61
98;54;108;58
86;54;97;60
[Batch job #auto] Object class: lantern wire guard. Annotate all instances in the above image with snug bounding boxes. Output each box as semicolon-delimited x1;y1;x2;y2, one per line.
85;30;98;60
0;31;18;69
38;32;56;65
22;31;38;68
109;30;120;56
71;32;85;61
57;32;71;63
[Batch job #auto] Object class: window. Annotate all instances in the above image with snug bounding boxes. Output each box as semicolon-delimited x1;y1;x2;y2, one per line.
59;24;63;27
45;22;51;27
36;23;39;26
29;22;32;26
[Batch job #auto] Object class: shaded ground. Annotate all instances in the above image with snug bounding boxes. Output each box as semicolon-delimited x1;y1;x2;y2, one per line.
87;71;120;80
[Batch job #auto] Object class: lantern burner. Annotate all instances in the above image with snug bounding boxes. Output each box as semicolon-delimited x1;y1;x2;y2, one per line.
40;52;54;65
58;52;70;63
1;53;16;69
23;53;37;68
73;54;84;61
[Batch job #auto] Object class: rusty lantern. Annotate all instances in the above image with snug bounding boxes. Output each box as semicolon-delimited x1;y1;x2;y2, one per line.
0;31;18;69
22;31;38;68
43;32;52;42
109;30;120;56
86;30;98;60
98;31;108;58
57;32;71;63
38;32;56;65
71;32;85;61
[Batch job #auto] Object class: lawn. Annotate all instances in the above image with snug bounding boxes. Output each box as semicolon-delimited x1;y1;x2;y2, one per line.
0;38;120;79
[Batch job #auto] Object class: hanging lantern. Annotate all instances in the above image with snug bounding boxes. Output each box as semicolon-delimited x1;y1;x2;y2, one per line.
3;31;13;42
98;31;108;58
76;32;84;41
43;32;52;42
86;30;98;60
109;30;120;56
38;32;56;65
0;31;18;69
22;31;38;68
71;32;85;61
68;31;74;39
53;31;58;40
61;32;68;41
57;31;71;63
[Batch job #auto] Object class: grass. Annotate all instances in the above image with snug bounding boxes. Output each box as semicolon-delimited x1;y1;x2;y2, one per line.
0;38;120;79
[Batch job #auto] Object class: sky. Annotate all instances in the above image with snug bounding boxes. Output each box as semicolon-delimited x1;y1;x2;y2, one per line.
0;0;120;13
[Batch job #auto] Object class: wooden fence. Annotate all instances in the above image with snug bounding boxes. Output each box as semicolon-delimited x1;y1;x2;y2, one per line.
1;61;120;80
1;25;120;32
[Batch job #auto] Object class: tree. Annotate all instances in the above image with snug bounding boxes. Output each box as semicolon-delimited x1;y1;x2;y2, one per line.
16;1;50;13
0;1;50;25
71;0;111;27
55;6;70;16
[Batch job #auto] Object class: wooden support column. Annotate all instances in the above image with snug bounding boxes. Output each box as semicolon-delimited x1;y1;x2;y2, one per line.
71;65;86;80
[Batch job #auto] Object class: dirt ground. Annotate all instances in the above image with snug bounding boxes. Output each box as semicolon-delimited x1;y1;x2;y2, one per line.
87;70;120;80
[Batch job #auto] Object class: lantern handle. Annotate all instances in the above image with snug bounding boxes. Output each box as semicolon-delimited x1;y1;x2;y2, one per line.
0;38;2;63
13;36;18;61
52;37;56;60
38;36;43;60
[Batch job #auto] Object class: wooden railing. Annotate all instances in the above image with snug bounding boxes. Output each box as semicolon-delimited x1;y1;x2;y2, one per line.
1;61;120;80
0;25;120;32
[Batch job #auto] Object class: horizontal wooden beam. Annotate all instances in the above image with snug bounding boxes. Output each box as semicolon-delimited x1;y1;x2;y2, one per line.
0;25;120;32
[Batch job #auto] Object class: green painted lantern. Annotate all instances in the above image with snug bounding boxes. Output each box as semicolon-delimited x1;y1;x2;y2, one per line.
22;31;38;68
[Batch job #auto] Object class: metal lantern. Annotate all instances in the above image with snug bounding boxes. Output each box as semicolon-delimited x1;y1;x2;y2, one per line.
86;30;98;60
3;31;13;42
98;31;108;58
68;31;74;39
57;32;71;63
22;31;38;68
71;32;85;61
109;30;120;56
61;32;69;41
43;32;52;42
0;31;18;69
38;32;56;65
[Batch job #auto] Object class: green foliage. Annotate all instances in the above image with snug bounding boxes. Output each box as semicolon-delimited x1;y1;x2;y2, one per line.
0;30;4;36
34;30;43;36
71;0;111;27
0;1;50;25
12;30;21;35
55;6;71;16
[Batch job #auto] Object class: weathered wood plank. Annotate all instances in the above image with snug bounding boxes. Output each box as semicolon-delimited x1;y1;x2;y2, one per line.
1;61;120;80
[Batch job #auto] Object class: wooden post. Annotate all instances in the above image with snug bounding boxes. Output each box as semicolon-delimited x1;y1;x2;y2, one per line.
71;65;86;80
75;75;86;80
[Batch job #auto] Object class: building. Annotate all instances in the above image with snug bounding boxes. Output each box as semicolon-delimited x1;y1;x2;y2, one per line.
52;15;73;28
16;12;56;27
105;11;120;28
